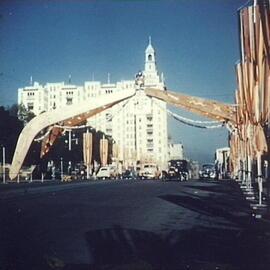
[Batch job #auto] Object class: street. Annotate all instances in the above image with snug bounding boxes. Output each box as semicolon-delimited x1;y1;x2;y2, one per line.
0;179;269;270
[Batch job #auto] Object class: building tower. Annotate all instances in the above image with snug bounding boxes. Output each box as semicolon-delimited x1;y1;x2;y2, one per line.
144;37;161;87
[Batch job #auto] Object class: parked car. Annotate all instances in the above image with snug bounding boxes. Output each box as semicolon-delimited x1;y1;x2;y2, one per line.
96;166;111;179
140;163;160;179
96;165;119;180
122;169;135;180
199;164;217;180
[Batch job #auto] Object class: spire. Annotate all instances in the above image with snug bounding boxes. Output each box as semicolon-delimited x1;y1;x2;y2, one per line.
68;74;71;84
107;73;110;84
145;36;154;54
30;76;33;86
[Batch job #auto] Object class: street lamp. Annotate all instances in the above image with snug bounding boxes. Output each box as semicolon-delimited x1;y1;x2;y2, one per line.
60;157;63;181
65;130;78;151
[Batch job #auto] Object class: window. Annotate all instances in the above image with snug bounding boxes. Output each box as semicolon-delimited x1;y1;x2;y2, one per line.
106;113;112;122
66;97;73;105
148;54;152;61
146;115;152;121
27;103;34;110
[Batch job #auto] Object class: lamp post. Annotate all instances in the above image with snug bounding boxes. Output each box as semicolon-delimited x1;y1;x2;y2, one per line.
60;157;63;181
66;130;78;151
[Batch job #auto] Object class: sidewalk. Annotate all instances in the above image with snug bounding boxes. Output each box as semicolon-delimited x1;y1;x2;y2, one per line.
236;178;270;222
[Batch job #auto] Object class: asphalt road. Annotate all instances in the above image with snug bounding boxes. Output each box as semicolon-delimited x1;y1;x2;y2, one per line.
0;179;269;270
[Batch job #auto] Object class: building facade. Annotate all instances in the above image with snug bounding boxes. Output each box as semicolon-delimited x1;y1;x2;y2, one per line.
168;143;184;161
18;40;168;169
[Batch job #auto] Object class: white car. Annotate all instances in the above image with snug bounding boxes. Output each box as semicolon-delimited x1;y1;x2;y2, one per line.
96;166;118;179
96;166;111;179
140;163;160;179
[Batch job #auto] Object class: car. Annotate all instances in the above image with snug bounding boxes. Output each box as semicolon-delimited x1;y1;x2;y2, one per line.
96;166;111;179
167;160;190;181
140;163;160;179
167;166;178;180
122;169;135;180
199;164;217;180
96;165;119;180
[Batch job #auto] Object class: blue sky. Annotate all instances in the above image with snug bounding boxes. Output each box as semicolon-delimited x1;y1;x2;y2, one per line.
0;0;245;163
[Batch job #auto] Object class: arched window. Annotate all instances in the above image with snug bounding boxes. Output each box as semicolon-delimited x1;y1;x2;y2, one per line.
148;54;152;61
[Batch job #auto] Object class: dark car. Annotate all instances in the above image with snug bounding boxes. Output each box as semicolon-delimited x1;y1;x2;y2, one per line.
122;169;135;180
167;160;190;181
167;166;178;180
199;164;217;180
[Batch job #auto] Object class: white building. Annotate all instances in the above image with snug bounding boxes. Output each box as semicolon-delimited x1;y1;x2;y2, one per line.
168;143;184;160
215;147;230;179
18;39;168;169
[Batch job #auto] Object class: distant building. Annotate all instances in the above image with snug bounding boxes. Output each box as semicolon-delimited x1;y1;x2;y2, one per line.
215;147;230;179
17;39;169;169
168;143;184;160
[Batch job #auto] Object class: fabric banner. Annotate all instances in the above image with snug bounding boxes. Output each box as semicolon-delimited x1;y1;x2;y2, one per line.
83;132;92;166
100;138;108;166
112;143;119;160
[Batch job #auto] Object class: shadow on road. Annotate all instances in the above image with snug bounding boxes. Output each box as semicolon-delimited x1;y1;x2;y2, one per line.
184;180;243;196
85;226;169;270
82;224;269;270
159;193;251;227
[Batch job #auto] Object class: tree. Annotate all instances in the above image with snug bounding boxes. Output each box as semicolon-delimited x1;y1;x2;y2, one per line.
0;106;24;163
17;103;36;125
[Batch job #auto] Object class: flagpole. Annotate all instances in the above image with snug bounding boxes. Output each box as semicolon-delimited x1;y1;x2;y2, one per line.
257;154;263;205
86;129;90;180
247;155;252;189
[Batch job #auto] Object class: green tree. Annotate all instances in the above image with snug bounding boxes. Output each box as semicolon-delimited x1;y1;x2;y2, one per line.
0;106;24;163
17;103;36;125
